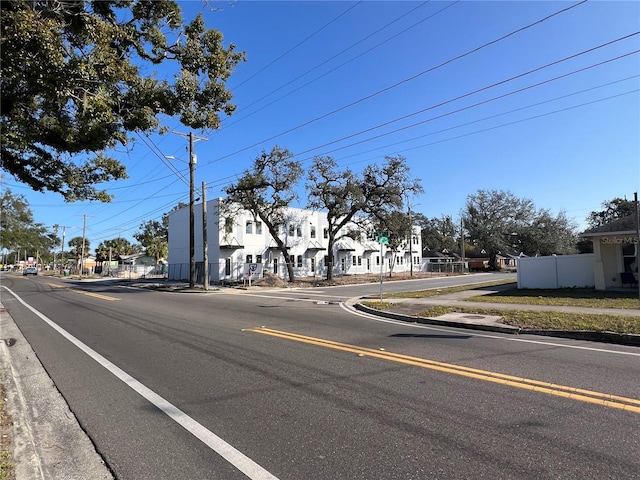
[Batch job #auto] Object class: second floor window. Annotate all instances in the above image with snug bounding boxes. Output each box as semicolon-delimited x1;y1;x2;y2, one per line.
246;220;253;234
310;226;316;238
224;218;233;234
256;221;262;235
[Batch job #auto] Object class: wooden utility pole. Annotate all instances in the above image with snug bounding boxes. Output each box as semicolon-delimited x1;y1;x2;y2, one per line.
172;130;207;288
202;181;208;291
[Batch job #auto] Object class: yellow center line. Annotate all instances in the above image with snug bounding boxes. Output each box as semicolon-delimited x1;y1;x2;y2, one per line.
245;327;640;414
46;282;120;301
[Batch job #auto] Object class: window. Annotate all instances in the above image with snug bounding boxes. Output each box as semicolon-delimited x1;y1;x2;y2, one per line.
357;256;362;266
289;224;294;236
296;225;302;237
256;221;262;235
413;235;419;245
273;258;278;274
224;218;233;234
246;220;253;234
352;256;357;266
310;226;316;239
225;258;231;275
623;243;638;273
246;254;253;263
256;255;262;263
367;258;371;270
376;255;380;266
297;255;303;268
311;258;316;272
323;228;329;239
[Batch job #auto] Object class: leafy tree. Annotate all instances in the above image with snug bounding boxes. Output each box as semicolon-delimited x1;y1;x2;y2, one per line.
224;146;303;282
0;188;56;262
134;218;168;263
307;155;422;280
68;236;90;272
517;209;578;256
416;214;458;253
463;189;578;269
370;210;411;276
95;237;136;262
586;197;636;228
1;1;245;201
463;190;535;269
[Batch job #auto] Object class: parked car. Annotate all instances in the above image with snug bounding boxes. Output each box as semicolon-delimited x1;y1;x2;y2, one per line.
23;266;38;276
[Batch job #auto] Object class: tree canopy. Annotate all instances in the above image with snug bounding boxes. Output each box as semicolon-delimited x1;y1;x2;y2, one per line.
0;188;56;260
587;197;636;228
224;146;303;282
462;189;578;268
307;154;422;280
1;0;245;201
95;237;138;262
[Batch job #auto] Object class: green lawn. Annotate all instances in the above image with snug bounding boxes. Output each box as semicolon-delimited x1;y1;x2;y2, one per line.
365;281;640;335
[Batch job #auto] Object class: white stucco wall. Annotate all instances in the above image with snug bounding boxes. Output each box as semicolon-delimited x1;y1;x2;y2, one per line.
168;198;422;283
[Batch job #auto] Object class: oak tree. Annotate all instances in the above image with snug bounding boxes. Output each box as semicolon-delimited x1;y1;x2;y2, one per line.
307;155;422;280
1;0;245;201
224;146;303;282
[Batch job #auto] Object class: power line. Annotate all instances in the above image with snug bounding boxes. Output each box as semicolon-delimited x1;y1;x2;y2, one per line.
207;0;589;165
225;1;441;125
230;1;363;91
321;75;640;165
292;46;640;158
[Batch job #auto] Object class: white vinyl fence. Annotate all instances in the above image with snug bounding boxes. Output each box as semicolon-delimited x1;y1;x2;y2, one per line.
517;254;594;289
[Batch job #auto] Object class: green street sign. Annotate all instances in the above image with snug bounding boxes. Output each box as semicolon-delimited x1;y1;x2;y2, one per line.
375;230;389;244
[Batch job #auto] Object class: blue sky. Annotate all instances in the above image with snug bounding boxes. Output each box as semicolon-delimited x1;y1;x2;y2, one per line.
4;0;639;249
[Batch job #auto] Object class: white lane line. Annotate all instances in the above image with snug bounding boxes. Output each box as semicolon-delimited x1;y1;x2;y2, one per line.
3;286;279;480
341;303;640;357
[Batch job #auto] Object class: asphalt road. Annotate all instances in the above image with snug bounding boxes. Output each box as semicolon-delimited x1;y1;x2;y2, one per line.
2;272;640;479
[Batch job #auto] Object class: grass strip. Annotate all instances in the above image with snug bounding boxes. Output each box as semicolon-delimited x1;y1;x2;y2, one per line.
361;302;640;335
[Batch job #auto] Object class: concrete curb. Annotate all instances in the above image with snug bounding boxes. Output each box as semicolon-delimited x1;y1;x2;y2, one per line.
0;303;114;480
353;303;640;346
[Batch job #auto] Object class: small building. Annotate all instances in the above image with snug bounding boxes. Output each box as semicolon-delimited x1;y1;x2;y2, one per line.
581;215;639;290
167;198;422;283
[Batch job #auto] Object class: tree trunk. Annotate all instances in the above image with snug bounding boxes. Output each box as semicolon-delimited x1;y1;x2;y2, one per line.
326;234;336;281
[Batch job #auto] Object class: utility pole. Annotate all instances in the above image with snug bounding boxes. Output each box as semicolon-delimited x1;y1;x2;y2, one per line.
80;215;87;279
460;218;466;274
202;181;209;291
76;215;93;279
60;226;71;276
172;130;207;288
407;202;413;277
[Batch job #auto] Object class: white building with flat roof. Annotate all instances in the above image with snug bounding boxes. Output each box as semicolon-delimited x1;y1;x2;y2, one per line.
167;198;422;283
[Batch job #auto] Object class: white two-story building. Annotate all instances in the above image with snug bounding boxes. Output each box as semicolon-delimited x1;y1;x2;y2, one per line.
168;198;422;283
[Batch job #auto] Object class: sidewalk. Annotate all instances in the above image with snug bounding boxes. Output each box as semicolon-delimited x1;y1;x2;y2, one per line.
0;302;113;479
350;288;640;346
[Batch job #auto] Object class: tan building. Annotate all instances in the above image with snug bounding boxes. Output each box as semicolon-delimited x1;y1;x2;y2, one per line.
582;215;639;290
